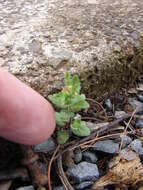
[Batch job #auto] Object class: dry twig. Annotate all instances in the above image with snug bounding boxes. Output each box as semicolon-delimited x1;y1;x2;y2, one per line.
57;155;75;190
48;145;60;190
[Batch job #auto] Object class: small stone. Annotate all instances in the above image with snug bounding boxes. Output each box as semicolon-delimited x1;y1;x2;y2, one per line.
137;94;143;103
104;99;112;110
128;98;143;110
120;148;137;161
120;135;132;148
66;162;99;183
86;122;109;132
16;186;34;190
53;186;65;190
92;140;119;154
74;148;82;164
130;139;143;155
75;181;93;190
135;119;143;128
83;151;98;163
32;138;56;153
115;111;127;119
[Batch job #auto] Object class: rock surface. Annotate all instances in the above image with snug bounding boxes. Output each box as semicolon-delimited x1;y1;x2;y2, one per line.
120;135;132;148
93;140;119;154
66;161;99;183
130;139;143;155
75;181;93;190
1;0;143;98
83;151;98;163
32;137;56;153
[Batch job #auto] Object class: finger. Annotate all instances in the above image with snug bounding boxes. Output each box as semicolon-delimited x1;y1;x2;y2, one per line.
0;68;56;145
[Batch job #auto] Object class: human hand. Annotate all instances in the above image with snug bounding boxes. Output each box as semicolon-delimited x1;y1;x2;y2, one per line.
0;68;56;145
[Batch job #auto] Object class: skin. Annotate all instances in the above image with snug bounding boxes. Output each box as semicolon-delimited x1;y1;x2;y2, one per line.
0;68;56;145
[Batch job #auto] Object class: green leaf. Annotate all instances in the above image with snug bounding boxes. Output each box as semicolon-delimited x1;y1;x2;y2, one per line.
57;130;69;144
56;111;74;127
71;118;90;137
65;73;72;86
48;92;68;109
71;75;81;94
70;94;89;112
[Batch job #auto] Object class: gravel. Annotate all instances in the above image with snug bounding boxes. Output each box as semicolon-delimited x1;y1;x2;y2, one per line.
92;140;119;154
32;138;56;153
74;148;82;164
75;181;93;190
135;119;143;128
66;162;99;183
104;99;112;111
83;151;98;163
120;135;132;148
130;139;143;155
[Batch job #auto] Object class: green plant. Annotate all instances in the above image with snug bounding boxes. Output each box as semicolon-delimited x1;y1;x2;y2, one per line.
48;73;90;144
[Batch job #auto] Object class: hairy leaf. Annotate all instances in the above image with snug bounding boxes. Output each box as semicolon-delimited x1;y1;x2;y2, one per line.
71;118;90;137
71;94;89;112
56;111;74;127
48;92;67;109
71;75;81;94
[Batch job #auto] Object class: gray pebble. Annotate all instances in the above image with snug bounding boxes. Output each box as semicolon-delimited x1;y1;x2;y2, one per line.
66;162;99;183
16;186;34;190
74;148;82;164
92;140;119;154
86;122;109;133
128;98;143;110
83;151;98;163
120;135;132;148
120;148;137;161
115;111;126;119
130;139;143;155
75;181;93;190
135;119;143;128
104;99;112;110
32;138;56;153
53;186;65;190
137;94;143;103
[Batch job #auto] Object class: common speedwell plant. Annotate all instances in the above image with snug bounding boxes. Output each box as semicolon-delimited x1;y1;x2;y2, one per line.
48;73;90;144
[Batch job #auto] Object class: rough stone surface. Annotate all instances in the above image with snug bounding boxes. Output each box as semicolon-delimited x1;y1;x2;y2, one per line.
83;151;98;163
120;135;132;148
93;140;119;154
32;137;56;153
66;161;99;183
75;181;93;190
135;119;143;128
74;148;82;164
86;121;109;132
130;139;143;155
115;111;127;119
1;0;143;98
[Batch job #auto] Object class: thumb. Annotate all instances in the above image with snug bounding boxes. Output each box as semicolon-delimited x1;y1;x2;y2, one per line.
0;68;56;145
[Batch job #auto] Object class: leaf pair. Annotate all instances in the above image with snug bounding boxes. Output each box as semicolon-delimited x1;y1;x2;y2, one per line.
49;92;89;112
57;118;90;144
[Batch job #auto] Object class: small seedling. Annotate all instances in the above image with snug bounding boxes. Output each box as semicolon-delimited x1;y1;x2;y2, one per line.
48;73;90;144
